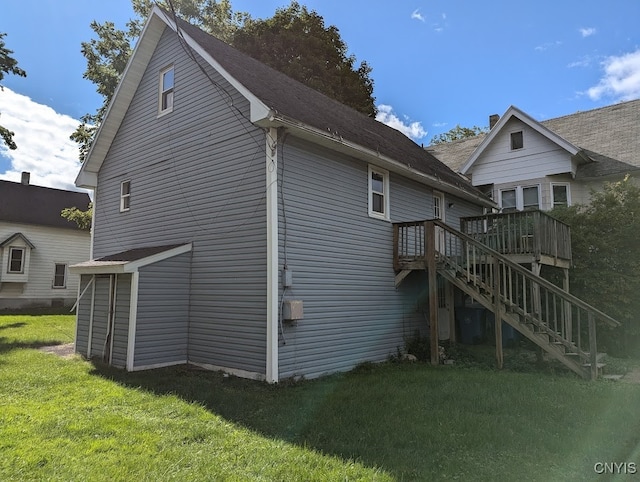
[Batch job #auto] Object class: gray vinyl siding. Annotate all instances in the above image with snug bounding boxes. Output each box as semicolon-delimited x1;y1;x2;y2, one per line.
91;27;267;375
89;276;111;362
75;274;94;356
110;274;131;368
135;253;191;368
277;137;474;379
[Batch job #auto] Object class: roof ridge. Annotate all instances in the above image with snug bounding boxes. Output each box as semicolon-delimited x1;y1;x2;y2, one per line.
541;98;640;124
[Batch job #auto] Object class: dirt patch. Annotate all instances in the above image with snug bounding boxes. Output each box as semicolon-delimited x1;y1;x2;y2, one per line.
622;368;640;384
38;343;75;358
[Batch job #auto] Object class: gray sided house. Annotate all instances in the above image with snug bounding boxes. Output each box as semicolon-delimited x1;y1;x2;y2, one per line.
71;7;492;381
0;173;91;310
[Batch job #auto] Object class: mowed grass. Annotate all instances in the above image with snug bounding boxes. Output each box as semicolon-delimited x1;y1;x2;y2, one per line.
1;315;640;481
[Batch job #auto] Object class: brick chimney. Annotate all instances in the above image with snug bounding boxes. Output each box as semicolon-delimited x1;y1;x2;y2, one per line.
489;114;500;129
21;171;30;185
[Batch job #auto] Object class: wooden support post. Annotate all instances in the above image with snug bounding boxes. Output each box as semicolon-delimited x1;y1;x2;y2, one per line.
426;221;439;366
447;281;456;343
563;268;572;342
493;257;503;369
588;312;597;380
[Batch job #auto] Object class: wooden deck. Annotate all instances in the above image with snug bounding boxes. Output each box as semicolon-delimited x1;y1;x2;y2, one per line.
460;211;572;268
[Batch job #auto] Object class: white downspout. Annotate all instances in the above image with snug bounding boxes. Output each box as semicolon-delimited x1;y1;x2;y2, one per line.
266;127;279;383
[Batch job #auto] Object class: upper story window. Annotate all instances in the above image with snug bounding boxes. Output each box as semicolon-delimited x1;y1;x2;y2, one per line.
433;191;445;220
8;247;25;273
552;183;570;208
368;165;389;220
522;186;540;210
53;263;67;288
120;180;131;212
159;65;174;115
510;131;524;150
500;185;540;211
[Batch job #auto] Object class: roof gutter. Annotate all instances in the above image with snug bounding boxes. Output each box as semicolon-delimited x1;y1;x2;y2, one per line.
261;113;495;208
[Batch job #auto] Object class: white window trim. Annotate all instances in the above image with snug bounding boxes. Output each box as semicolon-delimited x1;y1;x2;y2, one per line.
433;191;445;222
7;246;25;274
53;263;67;289
368;165;390;221
551;182;571;208
120;180;131;212
522;184;541;210
158;65;174;116
499;184;541;211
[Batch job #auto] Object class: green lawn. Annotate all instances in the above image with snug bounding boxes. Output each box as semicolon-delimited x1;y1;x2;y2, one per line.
1;314;639;481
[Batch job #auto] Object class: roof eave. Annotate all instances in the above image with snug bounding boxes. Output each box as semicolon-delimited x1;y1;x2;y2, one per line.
266;114;495;208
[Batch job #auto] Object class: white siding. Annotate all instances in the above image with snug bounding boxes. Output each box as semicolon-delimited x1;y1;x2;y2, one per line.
0;222;90;309
471;119;574;186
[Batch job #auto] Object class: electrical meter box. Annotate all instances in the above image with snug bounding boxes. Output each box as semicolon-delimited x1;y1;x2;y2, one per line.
282;300;303;321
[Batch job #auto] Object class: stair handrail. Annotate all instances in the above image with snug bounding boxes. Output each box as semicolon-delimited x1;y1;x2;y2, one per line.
431;219;620;328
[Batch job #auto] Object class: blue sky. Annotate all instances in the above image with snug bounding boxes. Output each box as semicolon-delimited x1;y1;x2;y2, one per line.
1;0;639;190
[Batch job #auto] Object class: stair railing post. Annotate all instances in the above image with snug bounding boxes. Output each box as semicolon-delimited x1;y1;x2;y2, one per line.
493;256;503;369
426;220;439;366
589;312;597;380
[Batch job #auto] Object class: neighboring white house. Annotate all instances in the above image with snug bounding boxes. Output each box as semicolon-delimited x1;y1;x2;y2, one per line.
427;100;640;211
0;173;91;310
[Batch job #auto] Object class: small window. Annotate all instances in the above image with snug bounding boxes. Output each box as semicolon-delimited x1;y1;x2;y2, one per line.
552;184;570;208
8;247;25;273
368;166;389;220
433;191;445;220
500;189;517;211
510;131;524;150
53;264;67;288
522;186;540;210
159;65;174;114
120;180;131;212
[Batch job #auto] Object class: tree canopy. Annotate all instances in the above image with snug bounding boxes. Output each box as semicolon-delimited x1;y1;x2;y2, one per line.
429;124;487;145
232;2;375;116
72;0;376;161
550;176;640;356
0;32;27;150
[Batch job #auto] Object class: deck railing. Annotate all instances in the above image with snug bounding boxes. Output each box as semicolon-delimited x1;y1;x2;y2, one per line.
460;211;572;264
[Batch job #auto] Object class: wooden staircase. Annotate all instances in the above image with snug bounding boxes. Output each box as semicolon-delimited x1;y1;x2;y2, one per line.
393;220;620;379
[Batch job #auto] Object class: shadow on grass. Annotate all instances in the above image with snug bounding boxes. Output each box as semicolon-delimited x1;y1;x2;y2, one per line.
0;337;71;357
89;360;412;477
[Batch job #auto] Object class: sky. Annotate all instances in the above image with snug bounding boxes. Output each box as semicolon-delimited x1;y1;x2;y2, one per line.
1;0;639;191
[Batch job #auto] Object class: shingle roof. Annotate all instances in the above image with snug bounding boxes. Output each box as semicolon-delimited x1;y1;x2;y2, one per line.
0;179;91;230
173;16;485;201
540;99;640;178
96;244;186;262
429;99;640;179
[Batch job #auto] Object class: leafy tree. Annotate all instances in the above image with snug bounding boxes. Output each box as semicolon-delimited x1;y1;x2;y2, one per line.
72;0;376;160
61;203;93;230
550;176;640;356
429;124;487;145
0;32;27;150
232;1;375;116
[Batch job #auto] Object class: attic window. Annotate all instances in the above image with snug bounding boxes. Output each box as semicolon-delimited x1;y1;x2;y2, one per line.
159;65;174;114
510;131;524;150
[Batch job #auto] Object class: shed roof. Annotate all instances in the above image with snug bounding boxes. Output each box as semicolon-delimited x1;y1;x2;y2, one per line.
0;179;91;230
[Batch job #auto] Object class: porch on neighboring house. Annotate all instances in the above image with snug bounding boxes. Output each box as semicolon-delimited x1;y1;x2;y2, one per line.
392;212;619;380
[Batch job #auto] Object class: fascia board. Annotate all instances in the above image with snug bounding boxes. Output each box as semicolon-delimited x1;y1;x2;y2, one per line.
269;114;495;208
75;9;168;188
124;242;193;272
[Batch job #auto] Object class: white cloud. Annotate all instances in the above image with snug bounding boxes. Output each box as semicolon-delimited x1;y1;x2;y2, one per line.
376;104;427;141
587;49;640;101
411;9;425;22
0;87;83;191
535;40;562;52
567;56;593;68
579;27;596;38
